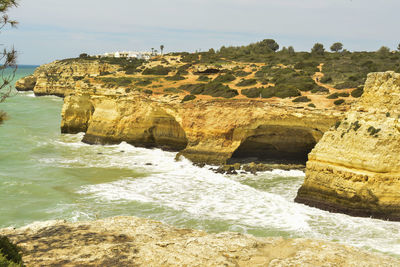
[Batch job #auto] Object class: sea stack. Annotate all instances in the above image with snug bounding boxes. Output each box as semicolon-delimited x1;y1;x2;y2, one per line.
296;71;400;220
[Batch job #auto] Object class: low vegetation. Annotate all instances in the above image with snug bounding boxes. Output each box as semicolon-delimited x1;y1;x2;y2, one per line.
179;82;238;98
0;236;23;266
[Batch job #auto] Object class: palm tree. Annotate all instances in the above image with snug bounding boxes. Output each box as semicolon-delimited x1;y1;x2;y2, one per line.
151;48;154;55
160;45;164;55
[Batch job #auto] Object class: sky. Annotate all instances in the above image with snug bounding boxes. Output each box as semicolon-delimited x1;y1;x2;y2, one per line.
3;0;400;65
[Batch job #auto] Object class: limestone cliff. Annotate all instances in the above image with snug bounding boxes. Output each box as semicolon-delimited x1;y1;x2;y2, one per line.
17;59;345;165
0;216;397;266
15;74;36;91
16;59;120;96
296;71;400;220
61;81;340;164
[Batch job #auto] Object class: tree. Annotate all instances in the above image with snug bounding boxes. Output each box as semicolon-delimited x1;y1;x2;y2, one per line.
79;53;89;58
0;0;18;104
288;46;295;56
160;45;164;55
260;39;279;52
311;43;325;55
330;42;343;52
378;46;390;54
397;43;400;51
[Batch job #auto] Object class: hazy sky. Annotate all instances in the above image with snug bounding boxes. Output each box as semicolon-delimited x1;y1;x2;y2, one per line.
4;0;400;64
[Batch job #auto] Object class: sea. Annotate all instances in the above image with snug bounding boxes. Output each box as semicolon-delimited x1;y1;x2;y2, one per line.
0;66;399;257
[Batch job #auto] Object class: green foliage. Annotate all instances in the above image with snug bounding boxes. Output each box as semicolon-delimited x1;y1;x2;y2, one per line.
180;53;199;63
182;94;196;102
335;121;341;129
135;79;152;86
352;121;361;131
196;75;211;82
330;42;343;52
311;86;329;94
241;87;261;98
261;85;301;98
308;103;316;108
351;86;364;98
320;76;332;83
142;65;172;75
143;89;153;95
367;126;381;136
234;70;251;77
79;53;89;58
292;96;311;102
236;79;257;87
0;236;23;266
327;92;349;99
311;43;325;55
334;99;345;105
165;74;186;81
213;73;236;83
179;82;238;98
163;87;182;93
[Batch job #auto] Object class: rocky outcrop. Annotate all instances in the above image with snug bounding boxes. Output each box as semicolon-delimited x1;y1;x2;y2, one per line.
0;216;397;266
61;80;340;164
16;59;120;96
15;74;36;91
18;59;344;165
296;71;400;220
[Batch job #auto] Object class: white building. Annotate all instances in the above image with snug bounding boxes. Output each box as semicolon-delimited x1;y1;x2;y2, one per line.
94;51;154;60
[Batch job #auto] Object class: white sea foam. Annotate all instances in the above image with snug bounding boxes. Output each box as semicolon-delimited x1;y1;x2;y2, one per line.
36;137;400;256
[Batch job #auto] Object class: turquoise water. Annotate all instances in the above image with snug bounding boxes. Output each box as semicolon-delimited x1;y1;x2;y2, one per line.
0;67;400;257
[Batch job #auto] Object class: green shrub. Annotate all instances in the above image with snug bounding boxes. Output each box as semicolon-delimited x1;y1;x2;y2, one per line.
327;92;349;99
308;103;316;108
367;126;381;136
351;86;364;98
165;74;185;81
179;82;238;98
164;87;182;93
182;94;196;102
311;86;329;94
235;70;251;77
320;76;332;83
142;65;172;75
213;73;236;83
334;99;345;105
135;79;152;86
261;85;301;98
143;89;153;95
242;87;261;98
236;79;257;87
0;236;23;266
335;81;360;89
292;96;311;102
196;75;211;82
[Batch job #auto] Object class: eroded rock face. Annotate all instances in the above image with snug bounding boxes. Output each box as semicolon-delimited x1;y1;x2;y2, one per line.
296;71;400;220
15;74;36;91
18;59;343;165
26;60;120;97
61;84;340;164
0;216;397;267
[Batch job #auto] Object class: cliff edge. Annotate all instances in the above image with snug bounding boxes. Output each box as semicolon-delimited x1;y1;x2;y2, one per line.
296;71;400;220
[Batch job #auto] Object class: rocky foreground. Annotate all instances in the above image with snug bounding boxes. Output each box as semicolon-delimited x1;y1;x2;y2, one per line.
296;71;400;220
1;216;398;267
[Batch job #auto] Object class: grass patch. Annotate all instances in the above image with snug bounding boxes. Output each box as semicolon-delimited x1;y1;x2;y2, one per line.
165;74;186;81
163;87;182;93
261;85;301;98
196;75;211;82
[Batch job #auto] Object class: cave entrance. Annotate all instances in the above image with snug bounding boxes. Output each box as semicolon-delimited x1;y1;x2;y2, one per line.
230;125;319;164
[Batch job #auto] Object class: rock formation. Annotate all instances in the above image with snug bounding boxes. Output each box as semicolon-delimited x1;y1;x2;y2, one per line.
296;71;400;220
15;74;36;91
16;59;345;165
1;216;397;266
